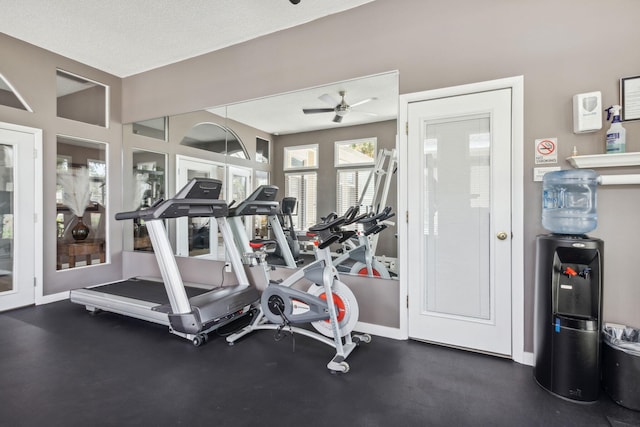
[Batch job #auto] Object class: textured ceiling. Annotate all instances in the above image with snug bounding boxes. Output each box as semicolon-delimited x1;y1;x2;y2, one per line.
209;71;398;135
0;0;374;77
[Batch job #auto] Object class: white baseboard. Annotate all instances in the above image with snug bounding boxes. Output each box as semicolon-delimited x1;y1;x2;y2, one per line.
36;291;69;305
356;320;536;367
521;351;534;366
355;321;405;340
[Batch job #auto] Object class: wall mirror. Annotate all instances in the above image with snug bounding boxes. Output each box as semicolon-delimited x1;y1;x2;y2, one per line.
56;136;108;270
122;71;399;279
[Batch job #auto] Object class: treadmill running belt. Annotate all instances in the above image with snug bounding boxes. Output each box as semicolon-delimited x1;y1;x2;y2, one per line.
94;279;209;305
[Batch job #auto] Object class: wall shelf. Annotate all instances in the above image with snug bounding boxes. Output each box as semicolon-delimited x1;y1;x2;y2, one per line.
567;152;640;169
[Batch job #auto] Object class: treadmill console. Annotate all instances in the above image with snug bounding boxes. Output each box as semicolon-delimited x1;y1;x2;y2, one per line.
228;185;280;217
116;178;228;221
175;178;223;200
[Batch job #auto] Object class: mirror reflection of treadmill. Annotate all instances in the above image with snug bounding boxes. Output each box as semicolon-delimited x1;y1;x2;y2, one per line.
226;185;300;268
70;178;259;346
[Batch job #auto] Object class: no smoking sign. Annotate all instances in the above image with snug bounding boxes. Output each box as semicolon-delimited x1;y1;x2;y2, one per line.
535;138;558;164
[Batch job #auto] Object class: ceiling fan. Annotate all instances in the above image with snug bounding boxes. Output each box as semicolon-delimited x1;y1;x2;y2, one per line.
302;91;377;123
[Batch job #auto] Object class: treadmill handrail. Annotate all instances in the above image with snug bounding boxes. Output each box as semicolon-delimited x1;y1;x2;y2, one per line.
116;199;228;221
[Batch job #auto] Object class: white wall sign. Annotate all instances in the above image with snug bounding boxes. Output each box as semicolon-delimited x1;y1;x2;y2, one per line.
533;166;561;182
534;138;558;164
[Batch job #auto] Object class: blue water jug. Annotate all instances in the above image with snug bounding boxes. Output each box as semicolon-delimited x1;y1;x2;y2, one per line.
542;169;597;234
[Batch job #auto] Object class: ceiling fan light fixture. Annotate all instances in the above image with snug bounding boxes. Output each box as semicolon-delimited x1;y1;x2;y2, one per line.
335;107;349;117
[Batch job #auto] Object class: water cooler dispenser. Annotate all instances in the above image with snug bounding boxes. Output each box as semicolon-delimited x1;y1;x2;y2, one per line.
534;169;603;402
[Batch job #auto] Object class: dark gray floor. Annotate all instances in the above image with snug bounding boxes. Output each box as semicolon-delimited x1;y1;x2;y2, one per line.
2;300;639;427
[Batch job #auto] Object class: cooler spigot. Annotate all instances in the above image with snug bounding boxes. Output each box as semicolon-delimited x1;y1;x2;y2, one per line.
563;266;578;278
579;267;591;280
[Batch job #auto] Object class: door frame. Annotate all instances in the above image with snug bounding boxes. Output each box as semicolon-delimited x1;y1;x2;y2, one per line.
0;122;43;307
398;76;524;364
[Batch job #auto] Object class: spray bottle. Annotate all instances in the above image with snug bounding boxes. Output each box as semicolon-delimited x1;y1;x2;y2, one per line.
605;105;626;153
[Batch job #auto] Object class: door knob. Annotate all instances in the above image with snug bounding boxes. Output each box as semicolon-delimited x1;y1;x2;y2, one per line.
497;232;508;240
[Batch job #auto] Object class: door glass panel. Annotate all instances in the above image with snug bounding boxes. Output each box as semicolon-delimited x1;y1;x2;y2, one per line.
424;114;491;319
56;136;108;270
254;170;269;238
175;156;225;259
0;145;14;293
228;166;252;241
230;174;248;206
187;168;214;257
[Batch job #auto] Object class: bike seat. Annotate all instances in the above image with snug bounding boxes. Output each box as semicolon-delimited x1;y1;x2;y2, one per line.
249;239;277;249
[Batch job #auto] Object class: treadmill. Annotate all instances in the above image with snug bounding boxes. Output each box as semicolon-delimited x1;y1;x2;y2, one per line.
70;178;260;346
227;185;298;268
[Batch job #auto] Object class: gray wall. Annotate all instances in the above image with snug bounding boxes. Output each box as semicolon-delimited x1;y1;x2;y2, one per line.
121;0;640;352
0;33;124;295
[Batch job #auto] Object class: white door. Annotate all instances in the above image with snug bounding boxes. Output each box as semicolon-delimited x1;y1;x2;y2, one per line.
406;88;513;356
176;156;225;258
0;125;40;312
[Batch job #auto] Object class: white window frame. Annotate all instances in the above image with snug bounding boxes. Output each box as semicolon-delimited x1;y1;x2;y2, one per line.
283;144;319;171
284;171;317;231
334;137;377;167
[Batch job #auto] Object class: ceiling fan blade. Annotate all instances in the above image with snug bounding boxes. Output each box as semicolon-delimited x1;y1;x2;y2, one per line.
303;108;335;114
350;97;378;108
333;115;343;123
319;93;338;106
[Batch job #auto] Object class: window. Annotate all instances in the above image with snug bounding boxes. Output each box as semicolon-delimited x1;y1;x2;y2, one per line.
0;73;32;111
180;122;248;159
256;137;269;163
132;117;168;141
56;69;108;127
284;144;318;170
87;158;106;206
131;150;166;252
335;137;377;215
335;138;376;167
284;144;319;230
56;136;108;270
285;172;317;231
337;169;374;215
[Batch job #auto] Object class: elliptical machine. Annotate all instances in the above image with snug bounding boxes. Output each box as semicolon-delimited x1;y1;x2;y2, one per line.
226;207;371;373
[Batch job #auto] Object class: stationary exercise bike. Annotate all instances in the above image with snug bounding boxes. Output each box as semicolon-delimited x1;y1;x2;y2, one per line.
226;208;371;373
332;206;395;278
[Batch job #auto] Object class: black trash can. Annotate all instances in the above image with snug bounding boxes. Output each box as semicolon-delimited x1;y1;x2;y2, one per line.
602;324;640;411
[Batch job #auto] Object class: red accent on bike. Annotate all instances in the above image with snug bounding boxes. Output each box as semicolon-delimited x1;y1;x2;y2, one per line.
319;292;346;322
357;267;381;277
